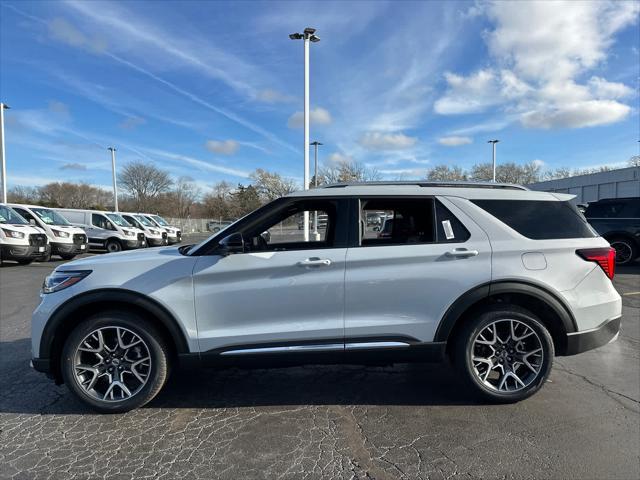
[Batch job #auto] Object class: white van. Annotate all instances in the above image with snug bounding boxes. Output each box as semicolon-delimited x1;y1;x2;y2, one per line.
0;204;50;265
142;214;181;244
121;212;168;247
9;204;89;261
54;208;146;253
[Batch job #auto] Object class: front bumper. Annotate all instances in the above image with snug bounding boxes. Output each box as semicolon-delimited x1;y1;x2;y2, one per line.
565;316;621;355
124;238;145;249
51;242;88;255
167;234;181;244
1;243;50;260
148;237;169;247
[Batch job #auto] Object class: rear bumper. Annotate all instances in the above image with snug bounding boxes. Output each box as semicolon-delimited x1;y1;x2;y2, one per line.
565;316;621;355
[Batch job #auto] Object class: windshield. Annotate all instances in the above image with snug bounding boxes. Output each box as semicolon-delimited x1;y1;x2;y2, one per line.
134;214;154;227
106;213;132;228
0;205;29;225
151;215;169;226
32;208;71;226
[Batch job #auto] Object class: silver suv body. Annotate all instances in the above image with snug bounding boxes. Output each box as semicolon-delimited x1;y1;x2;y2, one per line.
31;183;621;412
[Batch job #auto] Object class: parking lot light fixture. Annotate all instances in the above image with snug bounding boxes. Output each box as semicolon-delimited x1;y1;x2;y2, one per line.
108;147;118;212
290;27;320;242
488;139;499;182
1;103;10;203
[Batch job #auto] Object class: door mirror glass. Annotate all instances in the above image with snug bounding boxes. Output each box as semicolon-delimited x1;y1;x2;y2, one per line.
218;233;245;255
29;218;36;226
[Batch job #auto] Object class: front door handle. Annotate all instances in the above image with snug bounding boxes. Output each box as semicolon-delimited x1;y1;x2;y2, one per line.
445;248;479;258
297;257;331;267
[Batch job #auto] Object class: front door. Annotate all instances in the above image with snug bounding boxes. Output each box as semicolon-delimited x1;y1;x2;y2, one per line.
193;198;350;354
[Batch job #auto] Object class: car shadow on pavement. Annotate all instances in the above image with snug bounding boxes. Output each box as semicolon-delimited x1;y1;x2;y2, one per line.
0;338;482;415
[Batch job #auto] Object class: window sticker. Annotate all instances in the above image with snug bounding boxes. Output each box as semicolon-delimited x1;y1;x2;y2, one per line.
442;220;455;240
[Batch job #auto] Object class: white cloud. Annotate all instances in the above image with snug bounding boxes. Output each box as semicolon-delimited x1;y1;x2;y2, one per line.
256;89;295;104
119;116;146;130
359;132;418;151
520;100;631;129
47;17;107;53
437;136;473;147
60;162;87;171
327;152;354;165
433;0;638;129
287;108;332;129
142;147;250;178
205;139;239;155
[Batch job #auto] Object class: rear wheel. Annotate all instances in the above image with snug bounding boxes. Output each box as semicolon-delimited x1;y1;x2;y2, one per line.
105;240;122;253
61;313;169;413
452;305;554;403
609;237;637;265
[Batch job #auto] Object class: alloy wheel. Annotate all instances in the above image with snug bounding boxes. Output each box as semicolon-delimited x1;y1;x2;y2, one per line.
471;319;544;393
610;241;632;264
72;326;152;402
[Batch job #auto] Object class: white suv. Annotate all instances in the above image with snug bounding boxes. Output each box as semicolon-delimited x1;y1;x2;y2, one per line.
31;182;622;412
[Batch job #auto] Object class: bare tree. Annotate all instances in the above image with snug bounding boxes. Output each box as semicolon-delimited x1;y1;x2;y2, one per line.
38;182;112;208
470;161;541;184
202;181;234;220
169;176;201;218
629;155;640;167
250;169;297;201
426;165;467;181
319;160;381;185
7;186;40;204
118;161;173;212
542;167;573;180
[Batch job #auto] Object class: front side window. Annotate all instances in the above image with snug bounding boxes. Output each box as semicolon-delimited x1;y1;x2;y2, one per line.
92;214;112;230
359;198;435;246
243;200;338;252
123;215;142;229
472;199;597;240
134;214;153;227
151;215;169;226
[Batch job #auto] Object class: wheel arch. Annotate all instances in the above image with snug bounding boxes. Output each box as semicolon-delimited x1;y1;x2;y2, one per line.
40;288;190;383
436;280;576;356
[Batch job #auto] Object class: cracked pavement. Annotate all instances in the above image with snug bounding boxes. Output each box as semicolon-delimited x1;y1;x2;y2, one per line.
1;242;638;479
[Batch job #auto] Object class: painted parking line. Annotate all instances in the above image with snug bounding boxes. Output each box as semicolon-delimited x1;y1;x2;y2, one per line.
622;292;640;296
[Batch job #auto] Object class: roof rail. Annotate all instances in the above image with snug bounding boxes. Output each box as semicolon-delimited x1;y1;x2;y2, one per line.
322;181;529;190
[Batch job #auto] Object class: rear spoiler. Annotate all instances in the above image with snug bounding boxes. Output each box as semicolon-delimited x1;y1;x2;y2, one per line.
550;193;576;201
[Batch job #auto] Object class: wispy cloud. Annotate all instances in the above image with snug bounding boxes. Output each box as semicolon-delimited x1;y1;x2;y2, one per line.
287;107;332;129
359;132;417;151
60;162;87;171
438;136;472;147
118;116;146;130
205;140;239;155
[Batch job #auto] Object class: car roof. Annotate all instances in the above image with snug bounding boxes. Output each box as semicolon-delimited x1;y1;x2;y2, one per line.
285;182;572;201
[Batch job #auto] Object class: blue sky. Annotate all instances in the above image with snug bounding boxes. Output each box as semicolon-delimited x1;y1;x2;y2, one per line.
1;0;638;191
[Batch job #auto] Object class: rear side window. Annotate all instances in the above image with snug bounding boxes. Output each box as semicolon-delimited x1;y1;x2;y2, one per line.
472;200;597;239
435;200;470;243
585;199;640;219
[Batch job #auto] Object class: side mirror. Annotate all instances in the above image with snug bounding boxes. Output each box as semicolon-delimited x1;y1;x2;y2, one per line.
218;233;244;255
29;219;36;226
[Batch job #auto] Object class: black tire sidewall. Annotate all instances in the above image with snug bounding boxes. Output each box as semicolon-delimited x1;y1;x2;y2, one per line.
610;238;637;265
455;306;554;403
61;313;168;413
106;240;122;253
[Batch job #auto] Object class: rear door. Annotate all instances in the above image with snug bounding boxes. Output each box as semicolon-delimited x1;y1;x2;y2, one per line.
344;196;491;346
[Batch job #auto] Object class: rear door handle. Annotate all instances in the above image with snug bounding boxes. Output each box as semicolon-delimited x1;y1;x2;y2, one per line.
446;248;479;258
297;257;331;267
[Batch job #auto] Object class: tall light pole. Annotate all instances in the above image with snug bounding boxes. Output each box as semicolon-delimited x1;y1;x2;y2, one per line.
290;27;320;241
0;103;10;203
108;147;119;212
310;141;323;241
488;140;499;182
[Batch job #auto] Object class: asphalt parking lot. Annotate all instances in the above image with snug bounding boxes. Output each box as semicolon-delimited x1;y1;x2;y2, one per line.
1;236;638;480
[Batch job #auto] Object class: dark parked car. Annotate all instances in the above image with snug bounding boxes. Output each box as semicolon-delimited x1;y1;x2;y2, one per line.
584;197;640;265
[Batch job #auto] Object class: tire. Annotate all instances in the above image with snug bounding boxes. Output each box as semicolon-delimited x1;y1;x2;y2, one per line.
609;237;638;265
452;305;554;403
17;259;34;265
105;240;122;253
61;312;169;413
60;254;77;261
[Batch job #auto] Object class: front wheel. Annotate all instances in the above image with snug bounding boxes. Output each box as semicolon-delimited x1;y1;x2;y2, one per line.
452;305;554;403
61;313;169;413
105;240;122;253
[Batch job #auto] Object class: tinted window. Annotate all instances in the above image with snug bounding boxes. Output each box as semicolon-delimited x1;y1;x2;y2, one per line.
92;214;111;230
585;198;640;219
359;198;435;246
472;200;597;239
435;200;470;243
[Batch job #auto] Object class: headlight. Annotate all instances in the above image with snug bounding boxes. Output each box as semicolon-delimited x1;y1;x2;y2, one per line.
2;228;25;239
149;229;159;235
124;230;135;237
42;270;91;294
53;229;70;238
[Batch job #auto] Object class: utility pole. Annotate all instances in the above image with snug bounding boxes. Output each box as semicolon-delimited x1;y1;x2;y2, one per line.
488;140;499;182
290;27;320;241
0;103;10;203
310;141;323;241
108;147;118;212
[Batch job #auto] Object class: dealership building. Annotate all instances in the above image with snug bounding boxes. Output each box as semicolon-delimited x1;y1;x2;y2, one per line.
528;166;640;203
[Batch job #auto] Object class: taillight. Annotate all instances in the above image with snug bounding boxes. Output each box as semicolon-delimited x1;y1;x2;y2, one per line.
576;247;616;280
